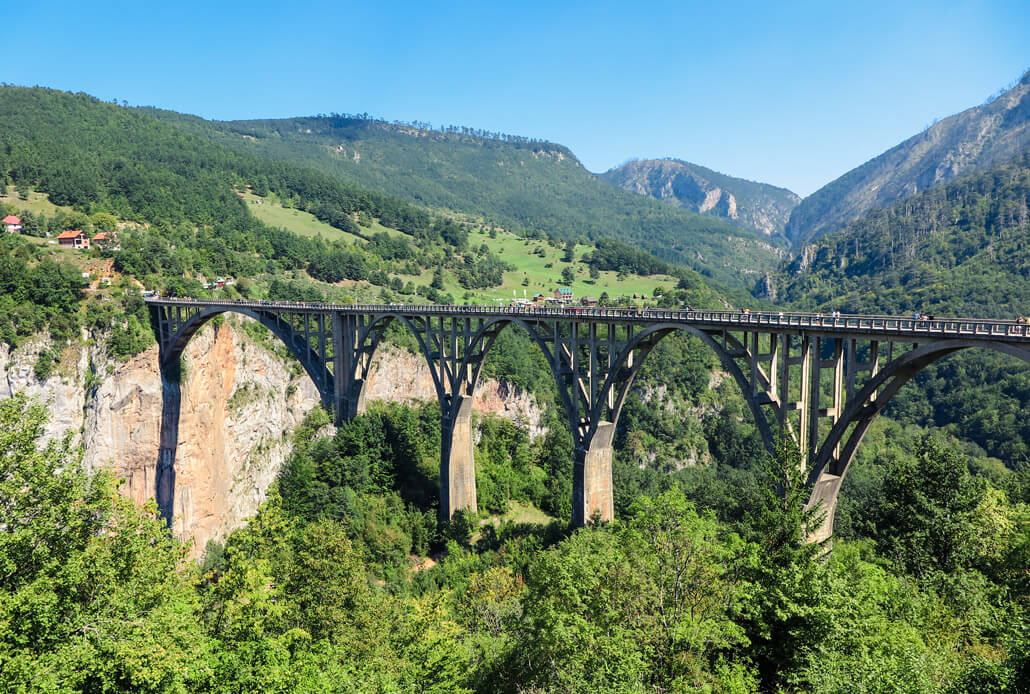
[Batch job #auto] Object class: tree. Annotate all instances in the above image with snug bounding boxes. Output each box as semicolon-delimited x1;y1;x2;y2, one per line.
0;395;210;693
871;437;986;580
561;266;575;285
431;265;445;290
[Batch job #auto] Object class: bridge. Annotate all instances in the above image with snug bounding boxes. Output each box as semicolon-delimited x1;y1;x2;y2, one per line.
147;298;1030;540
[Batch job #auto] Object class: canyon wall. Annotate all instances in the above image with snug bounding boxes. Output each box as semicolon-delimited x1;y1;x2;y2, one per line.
0;319;543;555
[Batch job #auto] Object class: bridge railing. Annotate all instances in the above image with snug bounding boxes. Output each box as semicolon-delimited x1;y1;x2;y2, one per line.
145;298;1030;340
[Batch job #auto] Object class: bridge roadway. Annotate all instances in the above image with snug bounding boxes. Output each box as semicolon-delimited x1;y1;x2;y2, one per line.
147;298;1030;540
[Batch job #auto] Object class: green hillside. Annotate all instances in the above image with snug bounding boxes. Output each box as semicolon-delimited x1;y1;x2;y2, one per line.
776;152;1030;318
139;109;783;287
785;70;1030;244
773;155;1030;464
0;86;726;353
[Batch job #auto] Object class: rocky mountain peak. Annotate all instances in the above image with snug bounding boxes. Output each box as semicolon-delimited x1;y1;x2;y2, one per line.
598;158;800;238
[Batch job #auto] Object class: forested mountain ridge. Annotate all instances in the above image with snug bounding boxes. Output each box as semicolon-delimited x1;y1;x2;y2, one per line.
775;152;1030;317
138;108;785;287
599;158;801;237
786;70;1030;244
771;154;1030;465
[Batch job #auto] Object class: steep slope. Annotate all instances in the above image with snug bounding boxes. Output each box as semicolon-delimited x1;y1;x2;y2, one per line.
598;158;800;237
140;109;784;287
786;70;1030;244
775;153;1030;317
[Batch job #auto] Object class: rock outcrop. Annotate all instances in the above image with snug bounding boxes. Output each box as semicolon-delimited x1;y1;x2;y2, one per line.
786;70;1030;244
599;158;800;238
0;319;544;556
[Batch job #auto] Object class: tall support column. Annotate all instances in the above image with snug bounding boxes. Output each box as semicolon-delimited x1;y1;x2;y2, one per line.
798;335;812;459
156;359;182;527
777;333;789;435
572;421;616;527
808;337;823;459
331;313;366;425
440;395;478;521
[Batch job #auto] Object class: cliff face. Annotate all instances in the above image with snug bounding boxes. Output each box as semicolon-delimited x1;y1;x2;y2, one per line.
599;158;800;237
0;320;544;556
786;71;1030;244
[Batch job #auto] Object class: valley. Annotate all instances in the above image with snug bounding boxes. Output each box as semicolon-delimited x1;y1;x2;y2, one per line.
2;57;1029;693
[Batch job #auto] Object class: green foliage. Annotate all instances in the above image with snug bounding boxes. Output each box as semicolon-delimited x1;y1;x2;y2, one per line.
143;109;781;288
0;395;209;692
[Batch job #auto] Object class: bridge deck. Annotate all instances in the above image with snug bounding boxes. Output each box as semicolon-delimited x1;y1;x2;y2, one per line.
145;298;1030;343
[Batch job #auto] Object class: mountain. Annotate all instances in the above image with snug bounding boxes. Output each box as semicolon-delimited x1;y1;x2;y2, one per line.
775;151;1030;316
139;109;784;287
598;158;801;237
786;70;1030;244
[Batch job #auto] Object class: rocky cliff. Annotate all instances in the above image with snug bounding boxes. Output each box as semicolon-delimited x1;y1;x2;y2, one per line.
599;158;800;237
0;318;544;555
786;71;1030;244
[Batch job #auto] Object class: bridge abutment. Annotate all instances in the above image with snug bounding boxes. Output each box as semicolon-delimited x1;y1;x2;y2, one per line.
572;421;616;526
440;395;478;521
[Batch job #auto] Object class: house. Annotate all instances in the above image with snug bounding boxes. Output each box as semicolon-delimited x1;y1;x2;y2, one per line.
91;231;120;250
554;286;574;303
3;215;21;233
532;293;545;303
57;229;90;249
580;296;597;307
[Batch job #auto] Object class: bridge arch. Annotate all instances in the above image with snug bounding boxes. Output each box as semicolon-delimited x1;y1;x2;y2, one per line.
591;323;777;454
804;340;1030;541
160;305;335;407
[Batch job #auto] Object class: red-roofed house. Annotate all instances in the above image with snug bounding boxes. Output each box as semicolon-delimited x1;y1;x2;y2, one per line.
3;215;21;233
91;231;120;250
57;229;90;249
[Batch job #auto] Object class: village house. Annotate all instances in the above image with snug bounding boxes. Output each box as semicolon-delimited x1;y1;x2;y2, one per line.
554;286;574;303
580;296;597;307
91;230;120;250
56;229;90;249
3;215;22;233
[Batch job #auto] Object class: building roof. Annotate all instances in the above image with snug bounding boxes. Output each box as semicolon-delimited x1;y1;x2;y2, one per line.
57;229;86;239
2;215;21;225
92;232;113;240
557;286;573;295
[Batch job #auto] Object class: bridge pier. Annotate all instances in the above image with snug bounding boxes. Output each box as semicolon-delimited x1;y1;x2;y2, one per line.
572;421;615;526
440;395;478;521
156;361;182;525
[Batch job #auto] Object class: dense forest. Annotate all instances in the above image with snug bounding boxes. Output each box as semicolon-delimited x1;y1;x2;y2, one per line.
2;385;1027;693
138;107;783;287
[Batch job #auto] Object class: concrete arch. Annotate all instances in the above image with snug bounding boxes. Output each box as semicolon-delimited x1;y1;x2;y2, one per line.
804;340;1030;541
597;322;778;454
351;312;443;409
161;305;334;409
456;316;571;433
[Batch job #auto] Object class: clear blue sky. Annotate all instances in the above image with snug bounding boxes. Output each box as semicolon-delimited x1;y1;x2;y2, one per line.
7;0;1028;196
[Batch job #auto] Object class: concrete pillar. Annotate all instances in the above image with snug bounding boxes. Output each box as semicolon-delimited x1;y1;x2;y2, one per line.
804;471;844;543
156;360;182;526
572;421;616;526
440;395;477;521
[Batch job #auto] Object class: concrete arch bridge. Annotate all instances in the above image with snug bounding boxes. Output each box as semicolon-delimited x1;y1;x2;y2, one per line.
147;298;1030;540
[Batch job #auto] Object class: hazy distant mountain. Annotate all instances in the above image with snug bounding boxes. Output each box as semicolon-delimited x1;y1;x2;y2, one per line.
786;71;1030;245
598;159;800;238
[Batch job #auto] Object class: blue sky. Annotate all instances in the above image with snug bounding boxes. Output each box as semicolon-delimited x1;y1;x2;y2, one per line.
7;0;1028;196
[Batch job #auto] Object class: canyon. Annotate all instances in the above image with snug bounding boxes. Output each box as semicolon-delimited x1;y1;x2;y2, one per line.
0;318;544;556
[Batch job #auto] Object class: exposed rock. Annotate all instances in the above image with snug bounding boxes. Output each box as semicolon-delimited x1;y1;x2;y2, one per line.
363;344;545;439
1;321;545;556
786;71;1030;244
599;158;800;237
